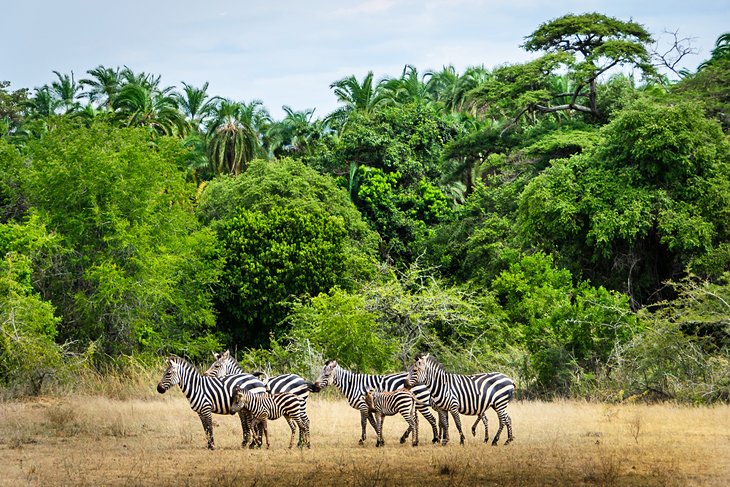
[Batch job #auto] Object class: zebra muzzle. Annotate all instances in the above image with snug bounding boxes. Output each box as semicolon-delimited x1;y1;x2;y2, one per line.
157;383;167;394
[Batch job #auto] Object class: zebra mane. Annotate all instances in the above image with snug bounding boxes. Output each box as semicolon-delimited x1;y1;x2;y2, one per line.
416;353;446;373
169;355;201;373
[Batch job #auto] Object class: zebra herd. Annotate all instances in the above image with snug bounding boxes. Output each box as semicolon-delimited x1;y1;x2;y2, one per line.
156;351;515;449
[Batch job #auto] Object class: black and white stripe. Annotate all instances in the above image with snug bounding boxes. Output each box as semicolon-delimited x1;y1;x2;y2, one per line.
363;388;419;447
204;350;316;415
231;388;311;449
314;360;440;445
407;353;515;446
157;356;266;449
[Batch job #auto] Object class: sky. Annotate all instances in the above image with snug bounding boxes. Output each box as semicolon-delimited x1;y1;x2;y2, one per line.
3;0;728;119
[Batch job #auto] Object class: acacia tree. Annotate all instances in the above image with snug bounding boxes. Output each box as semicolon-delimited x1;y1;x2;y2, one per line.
520;12;655;120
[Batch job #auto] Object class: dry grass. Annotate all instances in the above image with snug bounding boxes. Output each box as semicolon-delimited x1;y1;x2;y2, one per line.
0;393;728;486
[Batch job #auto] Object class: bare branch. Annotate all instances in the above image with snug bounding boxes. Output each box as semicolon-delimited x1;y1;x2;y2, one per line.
651;29;699;78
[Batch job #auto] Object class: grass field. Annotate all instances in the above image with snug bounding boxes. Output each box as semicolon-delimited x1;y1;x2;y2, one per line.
1;393;728;486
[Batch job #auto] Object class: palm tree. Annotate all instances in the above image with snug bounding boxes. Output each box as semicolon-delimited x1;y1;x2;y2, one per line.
380;65;432;106
174;81;220;135
26;86;59;117
205;99;269;176
266;106;319;157
173;81;220;133
50;71;83;114
112;82;186;136
327;71;386;130
80;65;121;110
698;32;730;70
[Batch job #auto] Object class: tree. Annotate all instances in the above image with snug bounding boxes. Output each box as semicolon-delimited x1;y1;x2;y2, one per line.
327;71;385;128
79;65;121;110
215;205;349;347
112;82;186;136
206;99;269;175
22;119;221;356
266;105;318;157
174;81;219;134
518;100;730;305
380;65;433;107
0;81;29;134
49;71;83;114
518;13;655;120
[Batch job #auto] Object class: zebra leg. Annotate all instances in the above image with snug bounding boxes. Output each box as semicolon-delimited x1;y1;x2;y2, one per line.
438;409;450;445
492;409;514;446
198;411;215;450
285;417;297;449
360;409;378;445
481;414;489;443
410;412;419;447
261;419;270;449
237;410;251;448
450;410;466;446
471;415;481;436
248;419;260;449
358;409;369;445
416;405;440;444
399;424;411;444
375;414;385;447
297;414;311;449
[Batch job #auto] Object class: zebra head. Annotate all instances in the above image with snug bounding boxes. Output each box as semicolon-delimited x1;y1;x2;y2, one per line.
203;349;232;378
407;353;430;387
362;387;376;412
230;385;253;414
314;360;338;390
157;357;182;393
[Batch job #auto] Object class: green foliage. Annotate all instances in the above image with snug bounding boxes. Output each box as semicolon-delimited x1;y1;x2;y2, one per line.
21;119;221;358
197;158;378;284
491;252;637;395
0;217;66;394
610;275;730;403
673;58;730;131
0;139;27;223
335;102;457;185
286;288;398;373
215;205;349;347
519;99;730;303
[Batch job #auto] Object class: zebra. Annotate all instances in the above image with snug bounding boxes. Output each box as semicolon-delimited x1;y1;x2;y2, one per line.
231;386;311;449
204;349;317;409
156;355;266;449
406;353;515;446
362;388;419;447
314;360;440;445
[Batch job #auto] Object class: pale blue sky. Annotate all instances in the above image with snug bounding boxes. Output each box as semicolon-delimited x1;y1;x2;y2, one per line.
3;0;727;118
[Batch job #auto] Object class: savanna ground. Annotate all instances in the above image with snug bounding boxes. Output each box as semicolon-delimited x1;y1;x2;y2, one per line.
1;391;728;486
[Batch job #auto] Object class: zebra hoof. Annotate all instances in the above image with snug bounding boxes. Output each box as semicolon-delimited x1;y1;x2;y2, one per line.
358;439;364;446
400;437;407;444
432;438;439;444
412;442;419;447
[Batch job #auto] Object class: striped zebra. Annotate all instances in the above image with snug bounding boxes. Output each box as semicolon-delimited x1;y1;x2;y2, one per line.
314;360;440;445
362;388;419;447
407;353;515;446
204;350;317;409
156;356;266;449
231;387;311;449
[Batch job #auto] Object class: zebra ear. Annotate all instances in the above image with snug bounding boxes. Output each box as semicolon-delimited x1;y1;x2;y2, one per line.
222;350;230;358
213;352;220;359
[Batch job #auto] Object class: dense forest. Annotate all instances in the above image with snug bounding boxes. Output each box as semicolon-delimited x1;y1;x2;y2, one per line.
1;13;728;402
